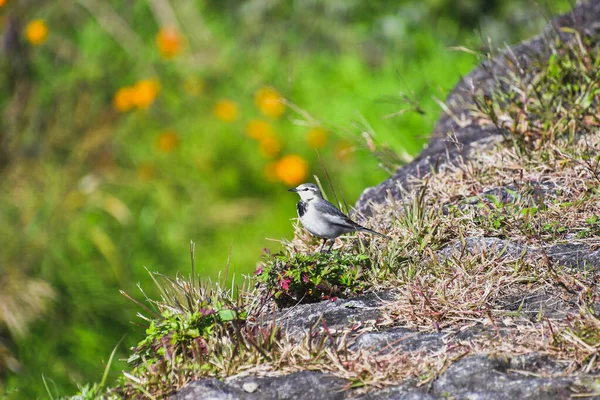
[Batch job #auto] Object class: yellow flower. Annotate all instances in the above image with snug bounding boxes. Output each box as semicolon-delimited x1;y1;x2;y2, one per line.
275;155;308;186
136;163;155;181
132;79;160;110
335;140;354;162
155;131;180;153
259;134;281;159
306;127;328;149
25;19;48;45
184;77;204;96
245;119;274;140
156;26;182;59
113;87;135;112
255;87;285;119
214;99;239;122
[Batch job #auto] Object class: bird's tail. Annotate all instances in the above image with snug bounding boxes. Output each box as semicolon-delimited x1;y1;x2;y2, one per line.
358;226;391;239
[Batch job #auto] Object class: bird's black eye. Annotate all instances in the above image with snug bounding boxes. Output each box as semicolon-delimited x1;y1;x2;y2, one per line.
304;188;310;191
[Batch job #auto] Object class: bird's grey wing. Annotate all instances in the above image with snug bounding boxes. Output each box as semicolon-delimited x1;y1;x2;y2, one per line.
312;199;361;229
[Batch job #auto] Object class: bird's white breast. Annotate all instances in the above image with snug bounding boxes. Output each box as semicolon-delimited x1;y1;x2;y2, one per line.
299;202;352;239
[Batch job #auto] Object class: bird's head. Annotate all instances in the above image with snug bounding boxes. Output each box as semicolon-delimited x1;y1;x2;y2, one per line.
288;183;323;201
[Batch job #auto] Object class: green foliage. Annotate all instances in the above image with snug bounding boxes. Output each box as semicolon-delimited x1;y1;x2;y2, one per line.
107;264;252;398
256;251;371;307
115;309;241;398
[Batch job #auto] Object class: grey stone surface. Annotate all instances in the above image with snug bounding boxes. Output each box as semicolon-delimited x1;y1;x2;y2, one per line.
273;291;395;339
356;386;435;400
175;379;242;400
430;356;575;400
173;371;348;400
173;355;596;400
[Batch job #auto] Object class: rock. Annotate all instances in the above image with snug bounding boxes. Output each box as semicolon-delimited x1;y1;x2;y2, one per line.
241;382;258;393
355;0;600;215
273;291;395;340
174;355;593;400
173;371;348;400
430;355;575;400
175;379;242;400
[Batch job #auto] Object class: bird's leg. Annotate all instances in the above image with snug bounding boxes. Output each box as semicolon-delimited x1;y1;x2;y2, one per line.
319;238;328;253
327;238;335;253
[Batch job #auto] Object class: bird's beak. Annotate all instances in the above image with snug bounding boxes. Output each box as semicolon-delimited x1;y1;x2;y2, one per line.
288;188;298;192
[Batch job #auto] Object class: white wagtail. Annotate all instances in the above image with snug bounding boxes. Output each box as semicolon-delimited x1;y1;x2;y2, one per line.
288;183;389;252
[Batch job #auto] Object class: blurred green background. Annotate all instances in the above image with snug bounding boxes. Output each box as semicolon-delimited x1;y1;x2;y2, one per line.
0;0;571;397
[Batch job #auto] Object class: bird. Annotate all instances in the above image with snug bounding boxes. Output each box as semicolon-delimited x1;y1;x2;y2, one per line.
288;183;389;252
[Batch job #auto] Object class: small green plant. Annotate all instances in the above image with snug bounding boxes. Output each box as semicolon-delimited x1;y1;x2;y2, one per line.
127;308;242;371
256;250;371;307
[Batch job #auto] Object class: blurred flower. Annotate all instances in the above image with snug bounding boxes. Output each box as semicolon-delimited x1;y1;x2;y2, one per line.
245;119;274;140
263;162;278;182
156;26;182;59
113;87;135;112
306;127;328;149
335;140;354;162
155;131;180;153
275;154;308;186
259;135;281;159
213;99;239;122
0;0;7;7
25;19;48;46
132;79;160;109
184;77;204;96
136;162;155;181
255;87;285;119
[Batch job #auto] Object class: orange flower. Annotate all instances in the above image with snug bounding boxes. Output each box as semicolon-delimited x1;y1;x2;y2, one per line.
275;155;308;186
335;140;354;162
245;119;274;140
132;79;160;109
156;26;182;59
306;127;328;149
255;87;285;119
113;87;135;112
136;162;155;181
214;99;239;122
259;135;281;159
25;19;48;45
0;0;8;7
155;131;180;153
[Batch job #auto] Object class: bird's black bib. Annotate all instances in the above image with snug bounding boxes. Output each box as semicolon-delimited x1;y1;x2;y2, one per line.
296;201;308;217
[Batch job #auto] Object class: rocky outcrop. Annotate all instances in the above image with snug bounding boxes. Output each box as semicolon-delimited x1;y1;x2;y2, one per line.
175;357;588;400
175;290;597;399
356;0;600;215
174;2;600;399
